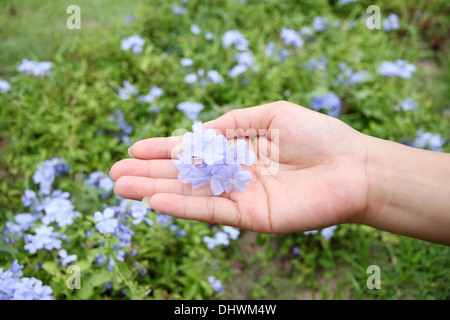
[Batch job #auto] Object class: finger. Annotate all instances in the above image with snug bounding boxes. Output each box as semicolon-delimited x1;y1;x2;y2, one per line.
149;193;240;226
204;101;281;137
114;176;213;200
109;158;178;181
129;136;183;160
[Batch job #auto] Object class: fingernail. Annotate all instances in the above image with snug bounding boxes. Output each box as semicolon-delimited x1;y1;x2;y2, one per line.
128;147;133;157
142;197;151;209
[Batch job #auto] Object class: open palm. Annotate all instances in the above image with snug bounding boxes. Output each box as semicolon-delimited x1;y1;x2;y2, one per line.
110;101;370;233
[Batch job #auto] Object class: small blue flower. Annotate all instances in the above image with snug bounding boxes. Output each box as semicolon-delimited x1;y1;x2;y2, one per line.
229;64;248;79
206;70;224;84
180;58;194;67
177;101;204;120
313;16;328;32
292;246;301;257
397;97;418;112
222;30;249;51
94;208;119;234
305;56;328;71
121;35;145;54
413;130;445;152
17;59;52;77
24;226;63;254
138;85;163;104
310;92;342;118
208;276;225;296
383;13;400;32
321;225;338;241
116;81;138;100
0;79;11;93
338;0;359;5
58;249;77;267
172;5;187;15
190;24;201;35
280;28;303;48
377;60;416;79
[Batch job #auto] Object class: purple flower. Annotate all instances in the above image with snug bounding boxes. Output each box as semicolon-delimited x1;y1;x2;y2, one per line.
313;17;328;32
17;59;52;77
94;208;119;234
397;97;418;112
24;226;63;254
280;28;303;48
206;70;224;84
138;85;163;103
383;13;400;32
0;79;11;93
229;64;248;79
222;226;240;240
413;130;445;152
121;35;145;54
321;225;338;241
116;81;138;100
338;0;359;5
208;276;225;296
174;123;254;195
292;246;301;257
377;60;416;79
305;56;328;71
172;5;187;15
42;194;80;228
180;58;194;67
0;261;54;300
310;92;342;117
222;30;249;51
33;157;69;196
58;249;77;266
190;24;201;35
177;101;204;120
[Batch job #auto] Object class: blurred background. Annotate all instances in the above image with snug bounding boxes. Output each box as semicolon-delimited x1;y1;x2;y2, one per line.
0;0;449;300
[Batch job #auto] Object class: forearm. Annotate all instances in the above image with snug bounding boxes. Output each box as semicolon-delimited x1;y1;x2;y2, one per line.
364;136;450;245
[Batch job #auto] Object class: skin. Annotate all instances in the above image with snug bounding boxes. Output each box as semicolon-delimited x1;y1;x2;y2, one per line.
110;101;450;245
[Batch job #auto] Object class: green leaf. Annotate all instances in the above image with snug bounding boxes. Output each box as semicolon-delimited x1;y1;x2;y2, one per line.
42;261;60;277
90;271;115;287
114;260;131;278
77;281;94;300
0;238;21;260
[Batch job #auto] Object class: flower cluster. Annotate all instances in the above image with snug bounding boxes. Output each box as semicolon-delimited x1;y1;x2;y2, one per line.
0;79;11;93
383;13;400;32
177;101;204;121
335;62;368;85
32;157;69;196
304;225;338;242
121;35;145;54
174;123;255;196
85;171;115;199
377;60;416;79
110;109;134;145
413;130;445;152
397;97;418;112
310;92;343;118
203;226;240;249
208;276;225;296
0;261;54;300
17;59;52;77
184;68;224;86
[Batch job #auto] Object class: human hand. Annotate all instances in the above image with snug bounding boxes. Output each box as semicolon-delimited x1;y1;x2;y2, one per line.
110;101;370;233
